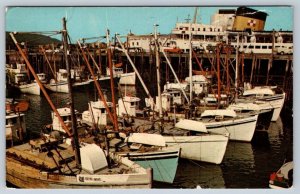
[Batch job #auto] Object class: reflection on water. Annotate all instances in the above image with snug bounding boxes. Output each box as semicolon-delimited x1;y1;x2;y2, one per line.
6;85;293;189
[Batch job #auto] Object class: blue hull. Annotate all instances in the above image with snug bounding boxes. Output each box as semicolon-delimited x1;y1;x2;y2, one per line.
119;149;180;183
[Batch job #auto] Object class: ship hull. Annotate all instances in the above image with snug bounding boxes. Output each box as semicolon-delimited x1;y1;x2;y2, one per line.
118;148;180;183
163;134;229;164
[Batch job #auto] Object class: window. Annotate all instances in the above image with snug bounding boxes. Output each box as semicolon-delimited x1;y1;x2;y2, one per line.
203;28;206;31
137;42;139;46
262;46;267;49
249;45;254;49
255;45;260;49
132;42;135;46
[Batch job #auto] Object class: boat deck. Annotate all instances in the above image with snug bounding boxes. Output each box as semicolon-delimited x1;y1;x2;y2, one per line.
6;139;135;175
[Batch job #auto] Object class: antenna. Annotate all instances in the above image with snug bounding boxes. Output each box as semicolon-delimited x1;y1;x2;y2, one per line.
185;14;191;23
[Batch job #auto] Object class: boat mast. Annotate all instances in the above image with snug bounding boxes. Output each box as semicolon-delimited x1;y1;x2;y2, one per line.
106;29;119;131
216;44;221;107
235;33;239;101
189;21;193;104
62;17;81;167
154;24;163;127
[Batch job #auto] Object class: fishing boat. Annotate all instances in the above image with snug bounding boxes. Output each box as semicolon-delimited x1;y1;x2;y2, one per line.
6;111;26;143
6;64;41;95
163;119;229;164
44;69;69;93
50;107;82;133
6;138;152;188
113;133;180;183
240;86;286;121
227;102;274;130
104;67;136;85
196;109;258;142
82;100;113;128
117;96;142;117
269;161;293;189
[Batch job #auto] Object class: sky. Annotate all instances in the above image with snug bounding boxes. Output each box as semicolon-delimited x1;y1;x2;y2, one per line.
5;6;293;43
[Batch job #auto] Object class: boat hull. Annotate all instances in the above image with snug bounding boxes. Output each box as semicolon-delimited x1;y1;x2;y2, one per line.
258;93;286;121
44;82;69;93
118;148;180;183
16;82;40;95
6;153;152;189
205;114;258;142
163;135;229;164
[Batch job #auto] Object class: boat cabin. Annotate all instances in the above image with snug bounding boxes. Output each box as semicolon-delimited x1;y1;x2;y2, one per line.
82;100;113;127
51;107;81;133
117;96;141;117
6;112;26;141
14;73;28;85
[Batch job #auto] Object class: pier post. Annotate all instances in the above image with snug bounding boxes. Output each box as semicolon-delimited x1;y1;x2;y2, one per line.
266;57;272;85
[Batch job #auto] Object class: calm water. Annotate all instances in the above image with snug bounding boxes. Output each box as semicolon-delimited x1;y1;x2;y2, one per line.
6;84;293;189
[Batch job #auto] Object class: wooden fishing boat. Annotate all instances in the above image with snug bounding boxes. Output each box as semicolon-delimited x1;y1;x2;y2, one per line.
6;138;152;188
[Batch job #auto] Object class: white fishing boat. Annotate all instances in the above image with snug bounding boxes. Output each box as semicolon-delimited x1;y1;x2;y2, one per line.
241;86;286;121
44;69;69;93
45;69;93;93
6;64;41;95
115;133;180;183
185;75;209;95
106;67;136;85
197;109;258;142
6;139;152;188
6;111;26;143
82;100;113;128
227;102;274;130
269;161;293;189
163;119;229;164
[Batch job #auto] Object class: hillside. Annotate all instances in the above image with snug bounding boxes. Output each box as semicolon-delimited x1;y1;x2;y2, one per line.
6;32;61;48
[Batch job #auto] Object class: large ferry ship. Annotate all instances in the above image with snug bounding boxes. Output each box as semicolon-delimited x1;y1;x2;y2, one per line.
126;6;293;55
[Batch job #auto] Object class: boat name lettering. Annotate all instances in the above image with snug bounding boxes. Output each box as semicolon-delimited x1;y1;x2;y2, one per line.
77;175;102;182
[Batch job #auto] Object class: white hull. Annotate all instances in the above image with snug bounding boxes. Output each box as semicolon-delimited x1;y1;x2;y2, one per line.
258;93;286;121
204;115;258;142
18;82;40;95
119;72;136;85
44;82;69;93
163;134;229;164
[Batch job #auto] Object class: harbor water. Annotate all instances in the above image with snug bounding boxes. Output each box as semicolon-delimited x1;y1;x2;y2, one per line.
6;84;293;189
